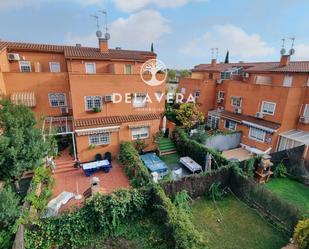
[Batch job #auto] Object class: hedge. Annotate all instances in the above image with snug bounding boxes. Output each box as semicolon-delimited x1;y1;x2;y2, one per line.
151;185;206;249
172;127;229;168
24;188;150;249
229;169;301;234
118;141;152;187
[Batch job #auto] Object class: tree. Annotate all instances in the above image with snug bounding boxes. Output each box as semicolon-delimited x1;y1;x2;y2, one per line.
167;69;176;82
0;99;55;182
0;186;20;228
133;139;148;154
175;103;205;130
224;50;229;63
179;69;191;78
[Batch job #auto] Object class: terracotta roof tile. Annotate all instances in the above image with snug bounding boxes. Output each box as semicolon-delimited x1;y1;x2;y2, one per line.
0;41;155;61
74;113;161;129
193;61;309;73
221;110;281;131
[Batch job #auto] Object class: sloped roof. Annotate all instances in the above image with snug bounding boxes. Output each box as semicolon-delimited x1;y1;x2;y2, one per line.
74;113;161;128
192;61;309;73
0;41;156;61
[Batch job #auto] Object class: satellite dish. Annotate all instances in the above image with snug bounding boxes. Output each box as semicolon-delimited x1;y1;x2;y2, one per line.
105;32;111;40
280;48;286;55
96;30;102;38
289;48;295;55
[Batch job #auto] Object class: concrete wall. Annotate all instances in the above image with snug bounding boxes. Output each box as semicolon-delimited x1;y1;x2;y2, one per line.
204;132;241;151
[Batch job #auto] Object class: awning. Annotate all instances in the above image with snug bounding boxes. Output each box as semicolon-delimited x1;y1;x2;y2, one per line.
242;120;276;133
128;123;151;129
279;129;309;145
10;92;36;107
75;126;120;136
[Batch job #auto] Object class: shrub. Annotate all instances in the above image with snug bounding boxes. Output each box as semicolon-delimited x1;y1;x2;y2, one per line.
0;186;20;228
173;190;192;215
133;138;148;154
208;182;226;201
293;219;309;249
274;162;287;178
118;141;151;187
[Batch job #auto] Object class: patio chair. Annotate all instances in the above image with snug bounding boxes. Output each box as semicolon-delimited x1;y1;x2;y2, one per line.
95;154;102;161
103;152;112;164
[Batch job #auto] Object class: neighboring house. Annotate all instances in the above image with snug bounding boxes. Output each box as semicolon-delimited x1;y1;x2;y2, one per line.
178;54;309;159
0;39;165;162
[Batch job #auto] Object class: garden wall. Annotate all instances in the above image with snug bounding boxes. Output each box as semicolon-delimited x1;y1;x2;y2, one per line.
204;132;241;151
161;166;231;198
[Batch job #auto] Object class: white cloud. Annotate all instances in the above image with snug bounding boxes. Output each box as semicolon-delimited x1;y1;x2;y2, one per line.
65;10;170;49
181;24;274;59
294;44;309;60
113;0;188;12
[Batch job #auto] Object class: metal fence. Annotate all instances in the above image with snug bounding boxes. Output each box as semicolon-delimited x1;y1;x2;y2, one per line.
204;132;241;151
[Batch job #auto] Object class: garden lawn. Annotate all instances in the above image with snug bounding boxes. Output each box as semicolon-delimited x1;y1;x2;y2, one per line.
266;177;309;215
192;196;288;249
84;214;168;249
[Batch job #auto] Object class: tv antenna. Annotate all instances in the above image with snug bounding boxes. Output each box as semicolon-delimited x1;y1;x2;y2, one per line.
289;37;295;55
99;10;110;40
211;48;218;59
280;38;286;55
90;14;102;39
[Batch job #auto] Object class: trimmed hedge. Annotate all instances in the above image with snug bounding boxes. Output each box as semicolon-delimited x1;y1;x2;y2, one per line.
118;141;152;187
152;185;206;249
172;127;229;168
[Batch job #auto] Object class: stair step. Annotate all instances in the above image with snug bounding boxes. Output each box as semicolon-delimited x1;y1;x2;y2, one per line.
159;150;177;156
159;145;176;150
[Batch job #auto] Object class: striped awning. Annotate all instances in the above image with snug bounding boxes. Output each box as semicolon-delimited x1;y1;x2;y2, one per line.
75;126;120;136
11;92;36;107
128;123;151;129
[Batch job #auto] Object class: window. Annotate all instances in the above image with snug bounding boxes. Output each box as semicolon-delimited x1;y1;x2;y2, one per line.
133;94;147;108
283;74;293;87
85;62;96;74
49;62;61;73
89;133;110;145
195;90;200;97
221;71;231;80
231;97;242;107
125;64;133;74
85;96;102;110
224;120;237;131
217;91;224;100
249;127;266;142
209;73;213;79
207;114;220;130
48;93;66;107
261;101;276;115
181;87;186;94
132;127;149;140
303;104;309;118
19;61;31;72
56;125;69;133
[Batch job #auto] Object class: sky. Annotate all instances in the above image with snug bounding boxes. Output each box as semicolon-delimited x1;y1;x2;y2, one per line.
1;0;309;69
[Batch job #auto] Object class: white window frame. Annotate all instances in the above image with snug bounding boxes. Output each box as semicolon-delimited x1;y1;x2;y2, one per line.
49;62;61;73
231;97;242;108
48;93;66;107
89;133;110;145
133;94;147;108
19;61;31;72
217;91;224;100
303;104;309;118
124;64;133;74
283;74;293;87
249;127;266;142
85;96;102;111
132;127;149;140
224;120;237;131
85;62;96;74
261;101;276;115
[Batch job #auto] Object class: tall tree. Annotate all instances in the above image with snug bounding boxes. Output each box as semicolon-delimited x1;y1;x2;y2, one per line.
0;99;55;183
180;69;191;78
167;69;176;81
175;103;205;130
151;42;154;52
224;50;229;64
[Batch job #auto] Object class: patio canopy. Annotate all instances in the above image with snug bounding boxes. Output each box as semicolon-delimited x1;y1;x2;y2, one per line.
10;92;36;107
278;129;309;152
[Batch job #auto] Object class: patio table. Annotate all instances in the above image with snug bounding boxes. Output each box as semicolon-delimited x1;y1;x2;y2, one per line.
179;156;202;173
82;159;112;176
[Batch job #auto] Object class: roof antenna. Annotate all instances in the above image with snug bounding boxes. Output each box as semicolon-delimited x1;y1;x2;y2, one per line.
215;48;219;60
90;14;102;39
289;37;295;55
280;38;286;55
211;48;214;59
99;10;110;40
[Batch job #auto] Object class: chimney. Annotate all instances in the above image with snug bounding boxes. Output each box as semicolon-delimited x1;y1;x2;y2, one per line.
99;38;108;53
280;55;290;67
211;58;217;67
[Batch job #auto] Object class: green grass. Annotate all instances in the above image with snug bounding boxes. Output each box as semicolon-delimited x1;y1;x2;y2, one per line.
265;177;309;215
159;153;180;170
85;215;168;249
192;196;288;249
